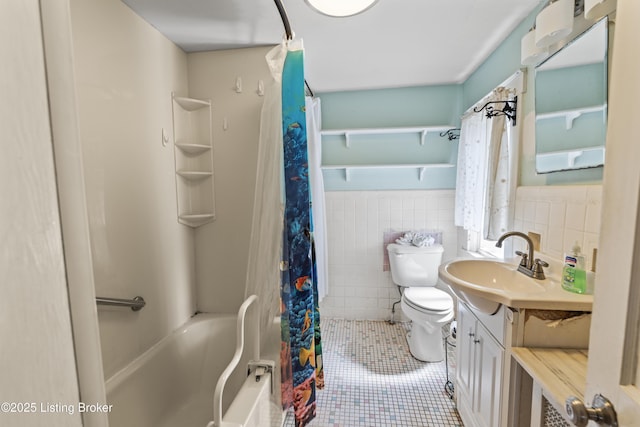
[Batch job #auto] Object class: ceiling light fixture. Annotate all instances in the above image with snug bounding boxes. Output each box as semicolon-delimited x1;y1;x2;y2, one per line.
305;0;379;17
584;0;616;20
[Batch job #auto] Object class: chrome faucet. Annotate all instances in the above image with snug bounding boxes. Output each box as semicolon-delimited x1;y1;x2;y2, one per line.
495;231;548;279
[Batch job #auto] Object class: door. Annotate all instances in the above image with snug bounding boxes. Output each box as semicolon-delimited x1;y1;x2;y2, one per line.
582;1;640;424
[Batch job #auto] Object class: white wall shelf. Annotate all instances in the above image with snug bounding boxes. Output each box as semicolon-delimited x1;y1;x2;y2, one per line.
175;143;212;155
172;92;215;228
321;125;453;147
535;146;605;173
536;104;606;129
176;170;213;181
321;163;455;181
173;96;210;111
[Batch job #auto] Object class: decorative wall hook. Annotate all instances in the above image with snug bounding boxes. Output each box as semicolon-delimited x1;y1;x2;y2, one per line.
257;80;265;96
235;76;242;93
440;128;460;141
473;96;518;126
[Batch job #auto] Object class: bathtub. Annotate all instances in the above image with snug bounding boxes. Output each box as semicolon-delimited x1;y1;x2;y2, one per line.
105;313;264;427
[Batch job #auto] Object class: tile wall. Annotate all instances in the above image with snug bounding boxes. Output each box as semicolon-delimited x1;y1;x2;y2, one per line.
512;185;602;272
320;185;602;321
320;190;457;320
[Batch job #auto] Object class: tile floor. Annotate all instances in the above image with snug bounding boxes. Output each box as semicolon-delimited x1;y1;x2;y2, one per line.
285;319;463;427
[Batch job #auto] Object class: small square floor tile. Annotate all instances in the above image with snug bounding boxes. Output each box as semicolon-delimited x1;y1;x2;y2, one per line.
284;319;463;427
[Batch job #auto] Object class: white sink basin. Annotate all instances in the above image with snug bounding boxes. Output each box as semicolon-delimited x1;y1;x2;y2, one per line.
438;257;593;315
440;259;541;314
444;259;546;293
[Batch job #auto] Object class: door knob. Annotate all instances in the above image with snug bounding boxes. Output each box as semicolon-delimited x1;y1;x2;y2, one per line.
565;394;618;426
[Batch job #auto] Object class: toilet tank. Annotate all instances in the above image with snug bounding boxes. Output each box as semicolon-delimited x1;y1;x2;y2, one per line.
387;243;444;287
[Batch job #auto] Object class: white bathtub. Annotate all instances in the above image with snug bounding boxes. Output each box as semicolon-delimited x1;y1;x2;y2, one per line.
105;313;247;427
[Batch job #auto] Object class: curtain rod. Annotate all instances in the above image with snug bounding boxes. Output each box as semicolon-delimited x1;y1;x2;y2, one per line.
273;0;293;40
463;69;524;117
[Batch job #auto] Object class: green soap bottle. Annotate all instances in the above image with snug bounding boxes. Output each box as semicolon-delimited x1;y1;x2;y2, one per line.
562;242;587;294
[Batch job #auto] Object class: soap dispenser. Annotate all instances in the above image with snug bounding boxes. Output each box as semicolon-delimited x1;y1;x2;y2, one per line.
562;242;587;294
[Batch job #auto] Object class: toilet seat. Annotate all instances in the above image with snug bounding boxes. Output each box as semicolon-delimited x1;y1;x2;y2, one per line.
402;287;453;314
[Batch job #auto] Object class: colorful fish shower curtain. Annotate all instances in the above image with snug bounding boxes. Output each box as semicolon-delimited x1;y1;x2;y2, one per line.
279;41;324;427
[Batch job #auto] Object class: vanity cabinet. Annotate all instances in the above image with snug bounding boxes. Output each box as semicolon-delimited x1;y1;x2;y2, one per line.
455;300;592;427
171;93;215;227
456;302;509;427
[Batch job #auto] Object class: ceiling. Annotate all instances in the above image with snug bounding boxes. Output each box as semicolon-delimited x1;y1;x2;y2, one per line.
121;0;543;93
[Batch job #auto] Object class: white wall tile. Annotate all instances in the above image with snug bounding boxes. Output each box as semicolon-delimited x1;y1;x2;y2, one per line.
324;185;602;321
514;185;601;270
565;202;587;231
323;190;458;320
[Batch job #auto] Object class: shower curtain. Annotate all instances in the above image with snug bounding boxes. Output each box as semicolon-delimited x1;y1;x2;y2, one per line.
246;40;323;427
280;40;324;427
305;96;328;302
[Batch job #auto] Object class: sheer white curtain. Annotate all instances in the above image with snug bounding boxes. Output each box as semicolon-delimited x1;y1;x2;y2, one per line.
244;44;286;349
484;87;513;240
455;87;514;242
305;96;328;301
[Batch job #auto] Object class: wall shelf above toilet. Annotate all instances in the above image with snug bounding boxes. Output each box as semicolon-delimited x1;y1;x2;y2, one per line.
321;125;453;148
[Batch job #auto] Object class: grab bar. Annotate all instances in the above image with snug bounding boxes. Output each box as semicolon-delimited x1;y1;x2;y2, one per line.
208;294;259;427
96;296;146;311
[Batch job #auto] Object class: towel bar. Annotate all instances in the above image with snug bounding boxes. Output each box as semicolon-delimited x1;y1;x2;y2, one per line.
96;296;146;311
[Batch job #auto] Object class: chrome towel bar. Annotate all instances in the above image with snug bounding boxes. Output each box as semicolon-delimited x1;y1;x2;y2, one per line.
96;296;146;311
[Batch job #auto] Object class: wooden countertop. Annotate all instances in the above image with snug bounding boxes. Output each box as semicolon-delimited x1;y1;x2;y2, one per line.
511;347;588;416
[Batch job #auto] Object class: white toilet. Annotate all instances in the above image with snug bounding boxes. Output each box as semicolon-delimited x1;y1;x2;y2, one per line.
387;243;454;362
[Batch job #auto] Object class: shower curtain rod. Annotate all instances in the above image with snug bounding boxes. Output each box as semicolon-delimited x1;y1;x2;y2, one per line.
273;0;315;97
273;0;293;40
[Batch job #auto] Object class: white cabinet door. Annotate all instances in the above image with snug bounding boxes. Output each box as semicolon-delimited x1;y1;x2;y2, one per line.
456;302;475;401
474;323;503;427
456;302;505;427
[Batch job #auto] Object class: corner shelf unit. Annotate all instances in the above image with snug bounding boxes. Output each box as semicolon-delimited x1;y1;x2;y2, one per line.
320;125;456;182
172;93;215;227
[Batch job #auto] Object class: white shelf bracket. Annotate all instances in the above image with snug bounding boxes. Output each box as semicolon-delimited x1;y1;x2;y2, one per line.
565;111;582;129
344;168;351;181
345;132;351;148
419;167;426;181
421;130;428;145
567;150;583;167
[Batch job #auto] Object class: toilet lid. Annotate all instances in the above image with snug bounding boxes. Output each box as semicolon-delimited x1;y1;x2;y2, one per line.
403;287;453;313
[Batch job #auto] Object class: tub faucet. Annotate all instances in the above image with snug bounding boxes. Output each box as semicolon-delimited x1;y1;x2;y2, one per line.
495;231;547;280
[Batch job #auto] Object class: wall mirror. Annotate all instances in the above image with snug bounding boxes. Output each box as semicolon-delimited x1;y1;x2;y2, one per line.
535;18;608;174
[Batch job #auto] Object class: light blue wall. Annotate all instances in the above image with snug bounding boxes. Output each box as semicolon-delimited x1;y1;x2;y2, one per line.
318;2;606;190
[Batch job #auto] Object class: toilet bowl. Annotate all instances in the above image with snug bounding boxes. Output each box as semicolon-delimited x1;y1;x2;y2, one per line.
387;243;454;362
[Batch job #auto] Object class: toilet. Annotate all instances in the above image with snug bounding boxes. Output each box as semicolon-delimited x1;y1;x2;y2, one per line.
387;243;454;362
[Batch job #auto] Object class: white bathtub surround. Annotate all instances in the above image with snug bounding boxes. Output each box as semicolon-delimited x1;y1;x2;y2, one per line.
512;185;602;271
188;46;274;314
321;190;457;320
70;0;196;380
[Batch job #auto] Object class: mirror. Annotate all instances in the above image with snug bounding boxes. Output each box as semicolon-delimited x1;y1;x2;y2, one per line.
535;18;608;174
